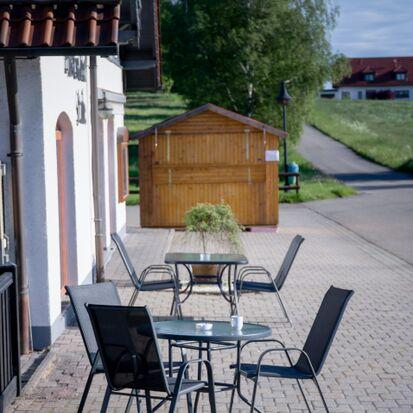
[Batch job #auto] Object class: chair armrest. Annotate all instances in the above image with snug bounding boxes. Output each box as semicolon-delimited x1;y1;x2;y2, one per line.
255;347;316;377
240;338;286;353
233;339;287;370
141;265;176;279
172;358;214;395
139;265;180;289
237;268;275;293
238;266;271;281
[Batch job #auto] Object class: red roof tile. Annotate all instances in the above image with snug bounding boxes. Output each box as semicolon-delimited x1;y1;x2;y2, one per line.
0;1;120;56
337;57;413;87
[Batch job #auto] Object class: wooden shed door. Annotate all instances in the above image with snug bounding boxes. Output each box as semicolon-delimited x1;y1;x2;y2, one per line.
55;129;69;296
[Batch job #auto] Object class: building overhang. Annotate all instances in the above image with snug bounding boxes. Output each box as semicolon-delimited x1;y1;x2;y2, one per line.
0;1;120;57
118;0;161;91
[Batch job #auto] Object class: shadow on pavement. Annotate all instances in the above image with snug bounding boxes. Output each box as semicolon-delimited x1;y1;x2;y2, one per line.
334;171;413;182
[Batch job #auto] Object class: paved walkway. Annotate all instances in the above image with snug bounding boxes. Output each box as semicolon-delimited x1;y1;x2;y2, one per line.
10;205;413;412
298;125;413;265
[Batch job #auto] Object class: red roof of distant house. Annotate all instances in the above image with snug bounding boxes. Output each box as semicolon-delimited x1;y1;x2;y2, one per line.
336;57;413;87
0;1;120;56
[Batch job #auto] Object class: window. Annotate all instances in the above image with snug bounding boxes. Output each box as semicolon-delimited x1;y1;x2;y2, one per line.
358;91;363;99
394;90;410;99
117;127;129;203
341;91;350;100
364;73;375;82
320;92;335;99
395;72;406;81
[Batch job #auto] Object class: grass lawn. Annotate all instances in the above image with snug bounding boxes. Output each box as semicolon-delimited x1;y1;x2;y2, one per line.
125;91;187;135
125;92;355;204
309;99;413;172
125;92;187;204
279;148;356;203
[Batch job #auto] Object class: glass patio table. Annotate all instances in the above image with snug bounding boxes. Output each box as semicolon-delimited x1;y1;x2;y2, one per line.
155;319;271;411
164;252;248;315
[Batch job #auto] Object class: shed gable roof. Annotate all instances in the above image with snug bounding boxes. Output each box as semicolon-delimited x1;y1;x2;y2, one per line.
133;103;288;139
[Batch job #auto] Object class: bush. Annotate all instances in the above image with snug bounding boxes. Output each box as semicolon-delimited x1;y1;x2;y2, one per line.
185;202;243;253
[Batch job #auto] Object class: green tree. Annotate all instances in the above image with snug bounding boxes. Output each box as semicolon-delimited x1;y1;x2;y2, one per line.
161;0;338;142
331;53;352;85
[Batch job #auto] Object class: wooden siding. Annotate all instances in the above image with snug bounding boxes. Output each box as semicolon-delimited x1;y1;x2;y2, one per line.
139;110;280;227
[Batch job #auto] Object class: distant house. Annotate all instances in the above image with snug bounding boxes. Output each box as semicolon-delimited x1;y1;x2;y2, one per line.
323;57;413;100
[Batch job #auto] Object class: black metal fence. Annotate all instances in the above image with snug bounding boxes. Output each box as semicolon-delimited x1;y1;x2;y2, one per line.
0;264;20;413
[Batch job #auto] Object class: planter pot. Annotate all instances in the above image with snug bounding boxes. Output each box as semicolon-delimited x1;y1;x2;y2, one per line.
192;264;218;284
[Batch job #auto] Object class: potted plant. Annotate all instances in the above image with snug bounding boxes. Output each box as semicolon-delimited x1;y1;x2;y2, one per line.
184;202;243;281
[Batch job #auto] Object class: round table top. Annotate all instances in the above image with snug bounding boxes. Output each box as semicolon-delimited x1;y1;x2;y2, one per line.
165;252;248;265
154;320;271;342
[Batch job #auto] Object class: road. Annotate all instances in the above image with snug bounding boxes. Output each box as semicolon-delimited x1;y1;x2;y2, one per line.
297;125;413;264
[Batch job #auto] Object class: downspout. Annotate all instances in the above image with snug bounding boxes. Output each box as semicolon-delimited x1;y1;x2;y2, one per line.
89;56;105;282
4;57;31;354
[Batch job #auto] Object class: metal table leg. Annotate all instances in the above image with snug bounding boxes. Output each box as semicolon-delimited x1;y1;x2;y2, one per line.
193;345;203;412
229;341;241;413
227;265;240;316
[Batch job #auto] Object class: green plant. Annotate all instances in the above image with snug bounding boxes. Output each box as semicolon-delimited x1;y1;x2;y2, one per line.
184;202;243;253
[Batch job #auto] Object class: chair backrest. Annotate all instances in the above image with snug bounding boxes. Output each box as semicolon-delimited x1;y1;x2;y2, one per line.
295;286;354;375
86;304;170;393
274;235;304;289
65;282;121;365
111;233;140;287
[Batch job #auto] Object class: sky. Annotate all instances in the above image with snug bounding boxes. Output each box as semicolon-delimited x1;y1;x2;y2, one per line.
331;0;413;57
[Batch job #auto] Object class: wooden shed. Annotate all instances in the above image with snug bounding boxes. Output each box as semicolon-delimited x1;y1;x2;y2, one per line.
135;103;287;227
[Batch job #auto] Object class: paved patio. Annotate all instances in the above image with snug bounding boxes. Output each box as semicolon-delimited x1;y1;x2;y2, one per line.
10;204;413;412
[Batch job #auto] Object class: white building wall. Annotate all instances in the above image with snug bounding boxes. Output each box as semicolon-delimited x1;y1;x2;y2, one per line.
38;56;94;346
335;86;413;100
96;57;127;249
0;59;51;344
0;56;126;349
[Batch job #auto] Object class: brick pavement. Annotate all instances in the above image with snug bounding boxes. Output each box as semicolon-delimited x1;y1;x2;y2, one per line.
10;205;413;412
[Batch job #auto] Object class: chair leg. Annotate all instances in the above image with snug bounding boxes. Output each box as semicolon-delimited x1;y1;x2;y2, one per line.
128;289;139;306
145;390;152;412
170;296;175;316
249;376;260;413
275;290;292;325
124;393;134;413
205;361;217;413
296;379;311;412
237;377;264;413
168;392;180;413
100;386;111;413
228;372;237;413
313;377;330;413
77;369;95;413
134;389;141;413
180;348;194;413
207;386;217;413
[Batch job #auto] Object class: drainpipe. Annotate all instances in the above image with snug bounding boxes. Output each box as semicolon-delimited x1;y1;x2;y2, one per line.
89;56;105;282
4;57;31;354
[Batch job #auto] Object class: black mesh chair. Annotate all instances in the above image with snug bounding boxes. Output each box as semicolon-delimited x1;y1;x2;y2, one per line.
236;235;305;324
231;286;354;413
66;282;183;413
86;304;217;413
65;282;131;413
111;233;182;316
